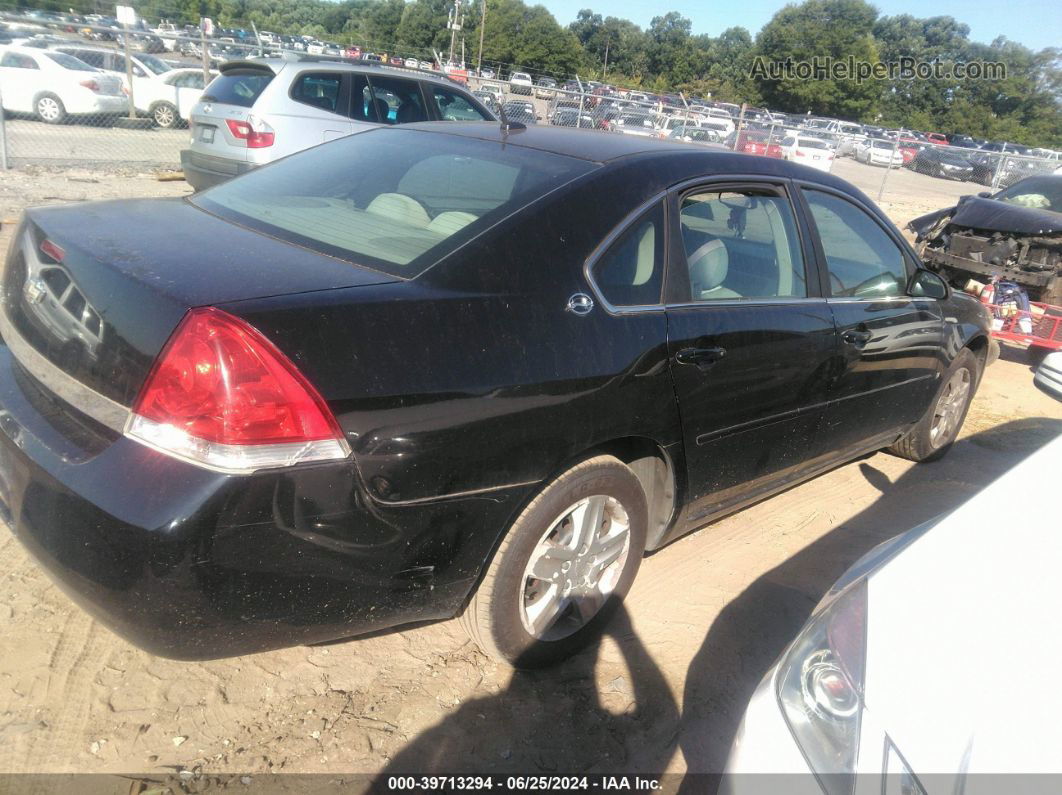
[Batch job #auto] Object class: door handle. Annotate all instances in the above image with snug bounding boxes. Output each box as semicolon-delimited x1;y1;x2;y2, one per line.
842;328;873;347
676;346;727;369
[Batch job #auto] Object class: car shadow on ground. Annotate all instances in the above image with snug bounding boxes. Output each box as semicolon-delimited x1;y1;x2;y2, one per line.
376;418;1060;788
378;602;680;781
677;417;1061;785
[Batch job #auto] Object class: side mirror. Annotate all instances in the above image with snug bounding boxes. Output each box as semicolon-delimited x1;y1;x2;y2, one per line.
908;269;948;300
976;191;992;198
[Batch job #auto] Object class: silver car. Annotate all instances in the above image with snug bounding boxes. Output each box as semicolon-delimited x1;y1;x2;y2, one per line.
180;56;496;190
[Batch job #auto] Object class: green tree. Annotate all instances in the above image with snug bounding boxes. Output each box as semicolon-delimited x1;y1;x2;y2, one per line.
754;0;883;119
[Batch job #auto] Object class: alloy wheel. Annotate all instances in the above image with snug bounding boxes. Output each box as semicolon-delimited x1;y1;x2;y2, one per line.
519;495;631;641
154;104;176;127
930;368;971;448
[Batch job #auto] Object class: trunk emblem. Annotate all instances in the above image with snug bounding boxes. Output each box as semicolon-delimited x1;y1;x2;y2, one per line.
25;278;47;305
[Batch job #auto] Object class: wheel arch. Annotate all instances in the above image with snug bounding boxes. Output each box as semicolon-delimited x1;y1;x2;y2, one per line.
463;434;680;613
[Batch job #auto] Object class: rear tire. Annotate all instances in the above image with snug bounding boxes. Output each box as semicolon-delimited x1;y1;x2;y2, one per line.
888;349;979;462
459;455;647;668
35;93;66;125
151;101;178;128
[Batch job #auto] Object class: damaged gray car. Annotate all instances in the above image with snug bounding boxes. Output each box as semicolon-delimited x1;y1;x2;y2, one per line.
910;175;1062;305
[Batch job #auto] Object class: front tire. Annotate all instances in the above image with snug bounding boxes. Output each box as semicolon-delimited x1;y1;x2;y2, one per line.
888;348;979;462
35;93;66;124
459;455;648;668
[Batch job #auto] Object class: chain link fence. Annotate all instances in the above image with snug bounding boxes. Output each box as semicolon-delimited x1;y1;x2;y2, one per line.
2;11;1060;213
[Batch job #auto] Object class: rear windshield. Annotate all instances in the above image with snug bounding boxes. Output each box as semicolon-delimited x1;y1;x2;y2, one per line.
193;128;598;277
799;139;828;149
137;53;171;75
46;52;95;71
201;68;274;107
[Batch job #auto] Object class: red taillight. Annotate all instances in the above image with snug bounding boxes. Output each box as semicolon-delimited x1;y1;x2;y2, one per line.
128;308;347;472
80;79;100;93
795;149;806;157
226;117;275;148
39;239;65;263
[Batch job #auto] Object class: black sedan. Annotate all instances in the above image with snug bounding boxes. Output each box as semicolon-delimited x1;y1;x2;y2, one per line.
0;123;993;667
910;147;976;181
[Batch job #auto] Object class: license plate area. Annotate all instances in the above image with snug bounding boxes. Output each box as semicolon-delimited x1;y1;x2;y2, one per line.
199;125;216;143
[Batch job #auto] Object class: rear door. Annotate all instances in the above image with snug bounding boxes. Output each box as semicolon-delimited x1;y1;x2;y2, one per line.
282;70;352;146
665;179;837;526
797;185;944;455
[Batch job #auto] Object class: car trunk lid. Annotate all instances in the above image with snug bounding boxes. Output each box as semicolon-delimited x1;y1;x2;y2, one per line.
2;198;397;412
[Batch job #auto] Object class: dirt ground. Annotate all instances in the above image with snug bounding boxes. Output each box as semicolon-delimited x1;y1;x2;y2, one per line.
0;168;1060;786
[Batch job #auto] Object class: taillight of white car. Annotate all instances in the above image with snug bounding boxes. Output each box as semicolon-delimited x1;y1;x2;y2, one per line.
126;307;349;473
226;115;275;148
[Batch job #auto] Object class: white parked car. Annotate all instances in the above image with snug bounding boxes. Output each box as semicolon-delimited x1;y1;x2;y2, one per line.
134;67;214;128
404;58;418;68
1034;350;1062;399
508;71;532;95
856;138;905;167
779;135;835;172
723;434;1061;790
49;43;173;99
0;45;125;123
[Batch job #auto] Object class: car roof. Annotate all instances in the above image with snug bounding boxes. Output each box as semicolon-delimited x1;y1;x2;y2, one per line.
224;56;466;89
396;122;859;186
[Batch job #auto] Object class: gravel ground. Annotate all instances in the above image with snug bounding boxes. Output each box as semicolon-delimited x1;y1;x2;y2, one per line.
0;167;1059;787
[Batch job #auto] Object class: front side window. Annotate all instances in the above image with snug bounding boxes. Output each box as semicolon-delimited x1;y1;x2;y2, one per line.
591;202;665;307
803;189;908;298
679;188;806;301
432;86;490;121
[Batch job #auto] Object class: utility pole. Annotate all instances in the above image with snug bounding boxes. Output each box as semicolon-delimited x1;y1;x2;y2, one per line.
476;0;487;74
603;34;609;76
447;0;463;66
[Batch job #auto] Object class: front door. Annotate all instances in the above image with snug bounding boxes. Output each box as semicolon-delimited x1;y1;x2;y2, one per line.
798;187;944;455
665;181;837;525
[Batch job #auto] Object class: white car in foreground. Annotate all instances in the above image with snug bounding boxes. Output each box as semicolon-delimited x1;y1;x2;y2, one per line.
723;435;1061;792
134;67;214;128
779;136;835;172
0;45;125;123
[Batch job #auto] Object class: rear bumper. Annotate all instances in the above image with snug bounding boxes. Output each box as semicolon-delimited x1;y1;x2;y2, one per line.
0;343;521;659
180;149;254;191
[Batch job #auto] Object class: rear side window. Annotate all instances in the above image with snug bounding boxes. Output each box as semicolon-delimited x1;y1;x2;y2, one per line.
291;72;343;113
679;189;806;300
592;202;666;307
202;69;274;108
362;75;428;125
803;189;908;298
0;53;38;69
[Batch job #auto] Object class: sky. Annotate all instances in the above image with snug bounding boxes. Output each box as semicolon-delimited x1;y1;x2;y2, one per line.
536;0;1062;52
